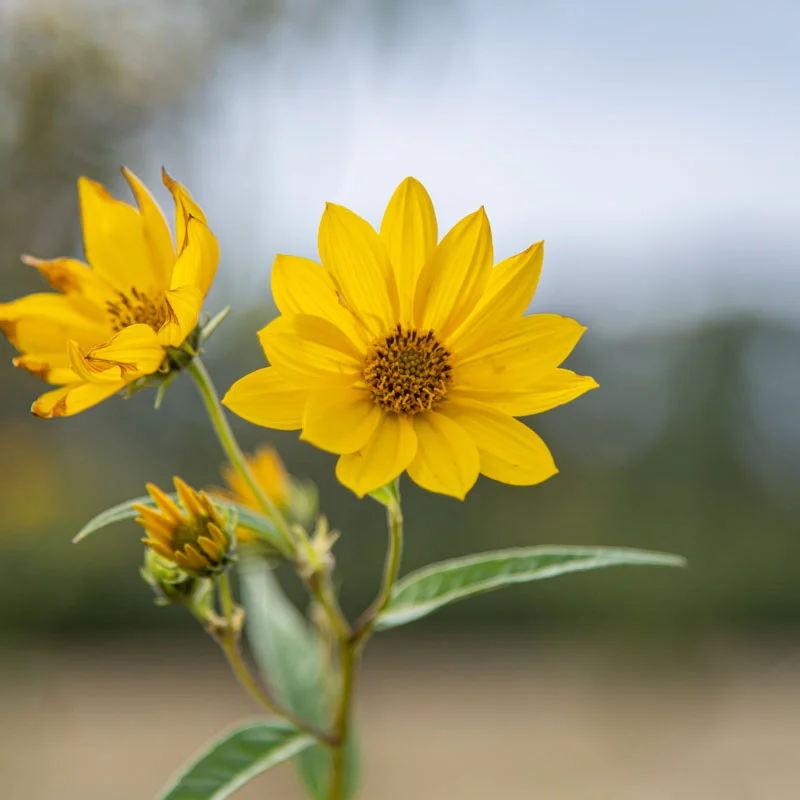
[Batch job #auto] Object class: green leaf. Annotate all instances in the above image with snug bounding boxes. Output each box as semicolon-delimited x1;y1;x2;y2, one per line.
72;494;286;553
240;558;359;799
376;546;687;630
156;719;314;800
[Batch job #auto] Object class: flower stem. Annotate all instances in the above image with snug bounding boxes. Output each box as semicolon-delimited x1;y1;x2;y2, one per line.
329;488;405;798
215;573;336;745
186;356;336;745
328;640;356;800
351;494;404;644
185;356;294;553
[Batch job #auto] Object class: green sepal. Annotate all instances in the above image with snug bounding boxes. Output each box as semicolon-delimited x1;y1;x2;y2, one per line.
368;478;400;509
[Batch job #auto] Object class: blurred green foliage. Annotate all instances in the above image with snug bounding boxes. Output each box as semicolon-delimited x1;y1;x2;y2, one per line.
1;1;798;640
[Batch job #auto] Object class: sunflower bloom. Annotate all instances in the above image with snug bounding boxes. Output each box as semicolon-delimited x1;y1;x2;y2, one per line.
0;168;219;417
223;178;597;499
213;446;291;544
135;478;233;577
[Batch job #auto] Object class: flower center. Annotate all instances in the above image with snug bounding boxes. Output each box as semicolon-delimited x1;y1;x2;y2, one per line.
106;287;168;333
363;324;452;415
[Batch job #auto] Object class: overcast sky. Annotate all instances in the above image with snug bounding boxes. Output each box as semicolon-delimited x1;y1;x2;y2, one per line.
159;0;799;333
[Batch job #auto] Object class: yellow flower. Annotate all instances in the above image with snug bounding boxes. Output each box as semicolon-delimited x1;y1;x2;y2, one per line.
212;446;291;544
135;478;233;577
0;168;219;417
223;178;597;499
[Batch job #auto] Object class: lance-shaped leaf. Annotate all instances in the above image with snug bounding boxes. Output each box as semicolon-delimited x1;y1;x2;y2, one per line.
156;719;314;800
72;494;287;554
376;546;686;630
240;558;359;799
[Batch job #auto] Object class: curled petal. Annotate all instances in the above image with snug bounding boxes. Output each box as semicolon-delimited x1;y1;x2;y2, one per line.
70;324;164;382
162;168;208;253
32;380;126;418
169;216;219;299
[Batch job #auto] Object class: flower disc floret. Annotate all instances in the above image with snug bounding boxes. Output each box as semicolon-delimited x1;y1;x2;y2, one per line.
363;324;452;415
106;287;170;333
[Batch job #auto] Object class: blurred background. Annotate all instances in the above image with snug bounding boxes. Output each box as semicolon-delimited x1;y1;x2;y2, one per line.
1;0;799;797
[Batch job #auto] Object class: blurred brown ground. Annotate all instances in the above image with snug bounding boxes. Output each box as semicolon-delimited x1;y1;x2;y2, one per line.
2;636;799;799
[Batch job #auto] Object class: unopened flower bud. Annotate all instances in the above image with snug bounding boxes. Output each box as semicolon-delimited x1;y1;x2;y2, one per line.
296;516;339;581
134;477;235;578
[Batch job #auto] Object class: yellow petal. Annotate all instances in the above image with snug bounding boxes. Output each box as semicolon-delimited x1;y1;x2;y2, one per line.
335;414;417;497
222;367;308;430
406;411;479;499
453;314;587;392
162;168;207;254
31;379;126;418
122;168;175;289
271;254;365;346
146;482;185;523
443;398;557;486
258;315;362;388
22;255;114;313
12;354;78;385
414;207;493;340
78;176;159;294
0;293;110;352
160;284;203;347
174;477;206;519
318;202;399;336
73;324;164;382
451;368;598;417
449;241;543;352
379;177;438;322
301;386;382;455
133;506;175;540
169;216;219;298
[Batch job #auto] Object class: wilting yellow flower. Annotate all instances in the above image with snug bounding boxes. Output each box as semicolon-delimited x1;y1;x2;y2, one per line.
212;446;290;544
135;478;233;577
223;178;597;499
0;169;219;417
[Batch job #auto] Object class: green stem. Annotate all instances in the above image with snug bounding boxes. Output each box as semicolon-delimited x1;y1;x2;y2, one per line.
329;489;405;798
351;496;403;644
328;641;356;800
215;573;335;745
186;357;336;745
186;357;294;553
